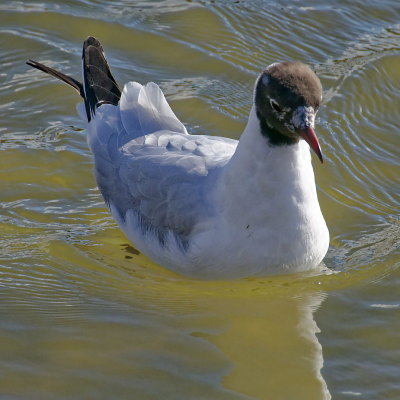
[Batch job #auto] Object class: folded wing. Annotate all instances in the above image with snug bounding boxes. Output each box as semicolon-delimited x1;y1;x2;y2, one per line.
89;82;237;243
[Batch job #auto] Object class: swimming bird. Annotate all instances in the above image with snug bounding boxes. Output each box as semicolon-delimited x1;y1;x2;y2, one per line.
27;37;329;279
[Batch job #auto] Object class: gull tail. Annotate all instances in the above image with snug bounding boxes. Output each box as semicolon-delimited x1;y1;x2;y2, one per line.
26;36;121;122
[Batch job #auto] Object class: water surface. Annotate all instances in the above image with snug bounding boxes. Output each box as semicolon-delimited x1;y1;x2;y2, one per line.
1;1;399;399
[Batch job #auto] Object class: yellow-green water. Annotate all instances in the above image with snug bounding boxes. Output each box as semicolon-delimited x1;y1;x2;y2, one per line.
1;1;399;399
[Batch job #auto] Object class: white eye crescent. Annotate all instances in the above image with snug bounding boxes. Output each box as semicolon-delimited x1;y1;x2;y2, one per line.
270;98;282;113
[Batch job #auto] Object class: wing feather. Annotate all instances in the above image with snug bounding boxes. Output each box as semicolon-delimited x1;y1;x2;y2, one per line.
120;82;187;139
89;82;237;240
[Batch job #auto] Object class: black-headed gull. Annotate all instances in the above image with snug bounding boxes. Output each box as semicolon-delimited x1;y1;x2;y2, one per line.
27;37;329;279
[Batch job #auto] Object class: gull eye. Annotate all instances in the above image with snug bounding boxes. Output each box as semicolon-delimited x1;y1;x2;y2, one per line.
270;98;282;113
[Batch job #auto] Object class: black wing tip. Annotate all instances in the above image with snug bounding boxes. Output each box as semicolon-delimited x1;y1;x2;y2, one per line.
82;35;121;120
27;37;120;124
26;58;86;106
26;59;38;67
85;36;100;44
83;36;103;52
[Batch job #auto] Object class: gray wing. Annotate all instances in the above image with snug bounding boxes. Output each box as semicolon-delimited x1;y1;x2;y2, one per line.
87;82;237;241
113;131;236;238
88;108;237;241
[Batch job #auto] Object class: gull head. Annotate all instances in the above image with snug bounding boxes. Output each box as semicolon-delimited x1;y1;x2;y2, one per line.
254;61;324;163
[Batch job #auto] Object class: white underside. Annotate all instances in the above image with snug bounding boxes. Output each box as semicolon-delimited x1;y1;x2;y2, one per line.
82;81;329;279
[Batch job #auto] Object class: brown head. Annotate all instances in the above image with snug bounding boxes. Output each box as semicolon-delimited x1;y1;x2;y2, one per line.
254;61;324;162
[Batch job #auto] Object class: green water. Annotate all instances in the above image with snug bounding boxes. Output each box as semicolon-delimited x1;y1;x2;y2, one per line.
1;1;399;399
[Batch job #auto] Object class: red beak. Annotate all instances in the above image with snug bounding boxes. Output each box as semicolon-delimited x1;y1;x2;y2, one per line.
297;126;323;163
